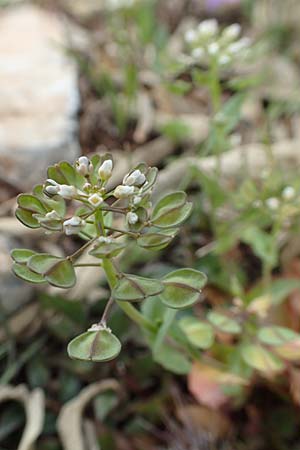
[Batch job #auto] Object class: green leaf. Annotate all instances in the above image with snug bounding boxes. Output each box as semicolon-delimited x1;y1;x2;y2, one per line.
45;259;76;289
137;229;177;250
241;344;284;374
28;254;62;274
67;330;121;362
258;326;299;346
17;194;46;214
154;343;191;374
12;262;45;284
153;309;177;355
207;311;241;334
89;241;126;259
159;268;207;309
152;202;192;228
152;192;186;220
11;249;36;264
33;184;66;216
113;274;164;302
179;317;214;349
15;207;40;228
241;226;277;268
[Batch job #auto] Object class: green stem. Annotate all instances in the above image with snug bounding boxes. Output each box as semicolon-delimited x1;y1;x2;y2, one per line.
96;209;155;332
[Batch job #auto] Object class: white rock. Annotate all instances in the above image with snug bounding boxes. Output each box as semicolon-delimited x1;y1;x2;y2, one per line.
0;5;80;190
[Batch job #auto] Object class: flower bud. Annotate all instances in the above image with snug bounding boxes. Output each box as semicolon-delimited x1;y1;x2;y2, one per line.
63;216;86;236
98;159;113;181
88;193;103;207
207;42;219;56
97;236;113;244
123;169;146;186
57;185;77;200
127;212;139;225
45;185;60;195
76;156;93;176
191;47;205;59
45;210;60;220
114;185;135;199
133;195;142;205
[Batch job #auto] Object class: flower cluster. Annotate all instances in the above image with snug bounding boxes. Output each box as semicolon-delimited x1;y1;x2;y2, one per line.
184;19;251;67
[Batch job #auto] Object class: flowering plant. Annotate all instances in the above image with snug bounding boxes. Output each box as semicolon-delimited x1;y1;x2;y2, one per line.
11;155;207;364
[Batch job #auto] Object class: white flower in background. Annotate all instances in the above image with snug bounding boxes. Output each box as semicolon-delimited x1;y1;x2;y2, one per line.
76;156;93;176
222;23;241;41
63;216;86;236
266;197;280;210
114;185;135;199
127;212;139;225
98;159;113;181
207;42;220;56
185;29;198;43
282;186;295;200
185;19;251;67
88;193;103;207
123;169;146;186
198;19;219;37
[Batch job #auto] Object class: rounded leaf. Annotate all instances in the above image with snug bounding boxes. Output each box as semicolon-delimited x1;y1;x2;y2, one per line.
179;317;214;349
258;326;299;346
137;229;177;251
273;340;300;361
89;241;126;259
12;262;45;284
11;249;36;264
15;208;40;229
17;194;46;214
242;344;284;374
160;268;207;309
207;311;241;334
152;192;192;228
113;274;164;302
28;254;62;274
45;259;76;289
67;330;121;362
152;192;187;221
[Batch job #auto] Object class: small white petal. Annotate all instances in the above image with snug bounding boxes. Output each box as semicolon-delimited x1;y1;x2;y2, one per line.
266;197;280;210
127;212;139;225
88;193;103;207
282;186;295;200
114;185;135;198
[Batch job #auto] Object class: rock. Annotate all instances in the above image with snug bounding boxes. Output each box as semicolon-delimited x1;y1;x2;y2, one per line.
0;5;80;191
0;236;34;315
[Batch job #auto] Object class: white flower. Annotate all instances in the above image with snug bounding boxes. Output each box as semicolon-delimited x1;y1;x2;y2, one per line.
219;54;231;65
133;195;142;205
127;212;139;225
97;236;113;244
63;216;86;236
198;19;218;37
45;185;59;195
282;186;295;200
222;23;241;41
57;185;77;200
228;37;251;54
185;29;197;43
45;210;60;220
266;197;280;210
114;185;135;198
98;159;113;181
76;156;93;176
208;42;220;56
191;47;205;59
88;193;103;207
123;169;146;186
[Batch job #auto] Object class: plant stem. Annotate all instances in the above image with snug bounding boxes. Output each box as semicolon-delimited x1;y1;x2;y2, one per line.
96;208;155;332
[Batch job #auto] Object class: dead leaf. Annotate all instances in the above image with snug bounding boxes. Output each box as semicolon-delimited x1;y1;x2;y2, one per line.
188;362;247;409
57;379;120;450
0;384;45;450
